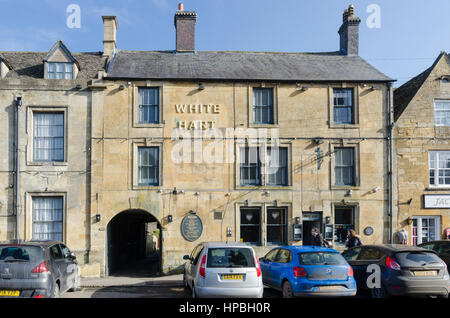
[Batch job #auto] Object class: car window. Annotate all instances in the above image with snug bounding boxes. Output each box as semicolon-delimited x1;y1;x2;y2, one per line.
263;249;279;262
299;252;347;265
342;247;362;261
275;249;292;263
60;244;71;258
395;251;444;267
419;243;435;251
207;248;255;268
358;248;383;261
437;244;450;258
0;245;43;262
192;247;204;266
50;244;64;260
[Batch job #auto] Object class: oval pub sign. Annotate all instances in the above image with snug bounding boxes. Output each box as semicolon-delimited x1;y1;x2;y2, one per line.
181;213;203;242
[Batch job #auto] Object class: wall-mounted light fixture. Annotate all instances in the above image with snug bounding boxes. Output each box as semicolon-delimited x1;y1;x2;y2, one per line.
95;214;101;223
295;217;301;225
407;217;413;225
76;84;82;90
345;190;353;197
167;215;173;223
15;96;22;107
198;83;205;90
325;216;331;224
189;210;196;215
119;84;125;90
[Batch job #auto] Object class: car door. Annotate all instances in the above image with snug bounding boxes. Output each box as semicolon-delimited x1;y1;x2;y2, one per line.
49;244;64;288
342;247;363;287
353;247;384;290
260;249;279;287
185;245;200;285
60;244;77;292
190;245;204;284
273;249;292;288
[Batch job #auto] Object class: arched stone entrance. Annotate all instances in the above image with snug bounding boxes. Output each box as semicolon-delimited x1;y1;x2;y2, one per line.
106;209;161;277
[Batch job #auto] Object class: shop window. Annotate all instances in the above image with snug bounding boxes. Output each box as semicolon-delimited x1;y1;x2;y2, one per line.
412;216;440;245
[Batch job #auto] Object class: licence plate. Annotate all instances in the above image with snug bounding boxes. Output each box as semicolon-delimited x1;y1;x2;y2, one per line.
221;274;244;280
0;290;20;297
413;271;437;277
318;286;343;291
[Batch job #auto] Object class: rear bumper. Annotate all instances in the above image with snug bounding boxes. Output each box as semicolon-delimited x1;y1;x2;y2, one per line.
195;286;264;298
0;277;53;298
385;276;450;297
292;279;357;297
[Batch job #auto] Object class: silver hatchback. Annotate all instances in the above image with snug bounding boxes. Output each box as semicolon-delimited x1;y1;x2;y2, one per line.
183;242;263;298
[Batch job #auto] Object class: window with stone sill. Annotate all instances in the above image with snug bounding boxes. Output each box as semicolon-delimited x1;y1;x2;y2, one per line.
253;88;274;125
33;112;65;162
138;147;160;186
434;100;450;126
334;147;356;186
333;88;355;125
429;151;450;187
138;87;159;124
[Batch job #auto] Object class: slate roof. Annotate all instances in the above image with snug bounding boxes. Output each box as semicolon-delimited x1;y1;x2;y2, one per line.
106;50;393;82
0;51;107;80
393;52;448;121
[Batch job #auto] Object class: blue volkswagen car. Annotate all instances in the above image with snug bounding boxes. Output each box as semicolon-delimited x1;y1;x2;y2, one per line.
259;246;357;298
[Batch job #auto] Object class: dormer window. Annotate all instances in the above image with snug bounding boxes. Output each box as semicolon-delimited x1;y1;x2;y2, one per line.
44;41;79;80
47;62;73;79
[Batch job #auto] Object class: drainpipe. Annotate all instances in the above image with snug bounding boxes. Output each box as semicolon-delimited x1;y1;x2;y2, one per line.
14;96;22;241
387;83;393;244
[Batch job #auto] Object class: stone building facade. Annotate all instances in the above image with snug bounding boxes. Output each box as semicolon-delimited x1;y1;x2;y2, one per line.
0;5;395;277
394;52;450;245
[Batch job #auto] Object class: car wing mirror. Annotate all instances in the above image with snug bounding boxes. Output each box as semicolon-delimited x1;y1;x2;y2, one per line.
183;255;190;261
69;252;76;260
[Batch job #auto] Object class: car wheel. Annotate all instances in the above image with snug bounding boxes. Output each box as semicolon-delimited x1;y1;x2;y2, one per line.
282;281;294;298
52;283;60;298
370;285;388;299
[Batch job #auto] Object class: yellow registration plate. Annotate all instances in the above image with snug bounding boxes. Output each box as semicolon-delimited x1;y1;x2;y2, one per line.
222;274;244;280
413;271;437;277
0;290;20;297
318;286;343;291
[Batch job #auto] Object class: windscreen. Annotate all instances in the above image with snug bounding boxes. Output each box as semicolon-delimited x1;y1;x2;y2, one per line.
207;248;255;268
299;252;348;266
394;252;444;267
0;245;44;263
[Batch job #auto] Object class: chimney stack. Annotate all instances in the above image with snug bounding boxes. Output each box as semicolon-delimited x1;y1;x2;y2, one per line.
102;16;118;58
338;5;361;55
174;3;197;52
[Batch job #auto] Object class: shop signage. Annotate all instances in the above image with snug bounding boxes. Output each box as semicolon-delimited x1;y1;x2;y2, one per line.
181;213;203;241
175;104;221;130
424;194;450;209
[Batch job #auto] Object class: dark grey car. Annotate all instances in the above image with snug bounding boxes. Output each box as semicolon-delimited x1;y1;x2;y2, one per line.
342;244;449;298
0;241;80;298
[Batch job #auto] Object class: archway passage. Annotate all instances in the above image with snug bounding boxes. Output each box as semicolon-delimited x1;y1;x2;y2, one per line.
107;210;161;277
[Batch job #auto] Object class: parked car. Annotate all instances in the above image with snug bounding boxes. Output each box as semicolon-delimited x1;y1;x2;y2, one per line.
342;244;449;298
260;246;357;298
0;241;80;298
418;240;450;268
183;242;263;298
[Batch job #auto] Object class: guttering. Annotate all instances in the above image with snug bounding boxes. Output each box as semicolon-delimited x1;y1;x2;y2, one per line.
387;82;394;244
14;96;22;241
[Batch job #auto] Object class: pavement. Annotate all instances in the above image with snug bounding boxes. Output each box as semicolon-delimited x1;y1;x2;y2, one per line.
81;274;184;288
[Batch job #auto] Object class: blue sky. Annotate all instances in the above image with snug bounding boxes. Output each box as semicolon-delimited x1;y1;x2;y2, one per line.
1;0;449;86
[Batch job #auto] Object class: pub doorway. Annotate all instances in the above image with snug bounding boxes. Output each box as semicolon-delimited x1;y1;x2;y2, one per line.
302;212;323;245
106;209;162;277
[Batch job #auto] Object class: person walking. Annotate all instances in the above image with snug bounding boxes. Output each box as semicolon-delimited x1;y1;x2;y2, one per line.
345;229;363;249
311;227;330;247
